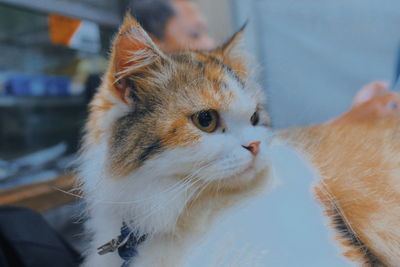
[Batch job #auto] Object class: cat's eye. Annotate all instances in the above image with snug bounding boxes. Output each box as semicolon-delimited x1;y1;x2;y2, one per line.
191;110;219;133
250;111;259;126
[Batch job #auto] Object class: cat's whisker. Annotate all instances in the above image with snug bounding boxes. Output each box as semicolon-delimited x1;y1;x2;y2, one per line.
54;187;84;199
134;170;202;212
96;177;195;205
72;175;191;207
189;178;214;208
82;160;211;207
133;163;214;224
132;177;200;225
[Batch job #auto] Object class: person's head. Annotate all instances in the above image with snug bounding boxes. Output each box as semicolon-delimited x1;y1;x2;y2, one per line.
129;0;214;52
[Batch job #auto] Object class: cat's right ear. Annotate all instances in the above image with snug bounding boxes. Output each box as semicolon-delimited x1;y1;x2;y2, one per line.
217;21;247;57
110;13;167;104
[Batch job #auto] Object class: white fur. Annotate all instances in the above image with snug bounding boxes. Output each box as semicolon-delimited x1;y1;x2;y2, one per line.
79;75;271;267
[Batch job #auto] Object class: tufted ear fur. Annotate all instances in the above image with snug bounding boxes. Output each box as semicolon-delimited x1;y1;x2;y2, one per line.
110;13;168;104
217;22;247;57
210;23;249;83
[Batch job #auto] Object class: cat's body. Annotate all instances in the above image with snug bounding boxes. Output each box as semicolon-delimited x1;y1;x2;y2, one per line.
79;15;271;267
281;117;400;266
78;12;400;267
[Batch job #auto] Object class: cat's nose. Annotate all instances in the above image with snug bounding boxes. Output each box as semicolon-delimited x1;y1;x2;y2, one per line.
242;141;261;156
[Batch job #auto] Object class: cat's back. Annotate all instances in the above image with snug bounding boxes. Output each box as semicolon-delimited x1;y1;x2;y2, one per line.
280;117;400;266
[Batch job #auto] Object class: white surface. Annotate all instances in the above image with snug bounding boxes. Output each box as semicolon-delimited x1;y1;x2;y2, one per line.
187;142;354;267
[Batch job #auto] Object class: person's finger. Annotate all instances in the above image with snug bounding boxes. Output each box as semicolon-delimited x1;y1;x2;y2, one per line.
352;81;389;107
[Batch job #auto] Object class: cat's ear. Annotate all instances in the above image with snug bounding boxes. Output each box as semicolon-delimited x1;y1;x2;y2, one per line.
217;22;247;57
110;13;167;104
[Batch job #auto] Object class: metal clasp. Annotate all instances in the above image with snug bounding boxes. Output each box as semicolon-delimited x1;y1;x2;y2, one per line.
97;238;120;255
97;232;132;255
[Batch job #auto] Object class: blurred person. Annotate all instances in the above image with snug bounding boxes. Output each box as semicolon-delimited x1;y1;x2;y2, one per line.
332;45;400;124
129;0;215;52
330;81;400;124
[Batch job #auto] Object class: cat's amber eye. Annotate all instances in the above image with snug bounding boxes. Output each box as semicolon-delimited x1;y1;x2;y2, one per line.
250;111;259;126
191;110;219;133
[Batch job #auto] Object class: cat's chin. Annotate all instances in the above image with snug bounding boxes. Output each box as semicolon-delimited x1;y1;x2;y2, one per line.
218;165;269;189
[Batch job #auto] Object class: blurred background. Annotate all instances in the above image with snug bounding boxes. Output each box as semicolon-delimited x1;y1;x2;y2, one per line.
0;0;399;260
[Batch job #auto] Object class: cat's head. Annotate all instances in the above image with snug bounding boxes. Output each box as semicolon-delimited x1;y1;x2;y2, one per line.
89;14;271;190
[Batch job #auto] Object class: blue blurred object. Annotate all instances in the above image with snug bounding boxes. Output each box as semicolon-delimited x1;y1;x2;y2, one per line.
5;73;71;96
0;72;16;96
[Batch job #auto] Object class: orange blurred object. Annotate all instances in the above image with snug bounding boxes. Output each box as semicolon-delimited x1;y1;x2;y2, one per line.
48;14;82;46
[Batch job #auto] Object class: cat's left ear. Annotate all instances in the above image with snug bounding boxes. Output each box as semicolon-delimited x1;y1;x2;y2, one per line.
111;13;168;104
217;22;247;57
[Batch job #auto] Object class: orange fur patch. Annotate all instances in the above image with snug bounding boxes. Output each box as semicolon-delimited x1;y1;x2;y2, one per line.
162;117;201;147
282;118;400;266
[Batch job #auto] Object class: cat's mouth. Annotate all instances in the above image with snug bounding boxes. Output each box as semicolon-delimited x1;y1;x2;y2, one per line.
233;162;256;178
215;160;268;190
223;160;258;183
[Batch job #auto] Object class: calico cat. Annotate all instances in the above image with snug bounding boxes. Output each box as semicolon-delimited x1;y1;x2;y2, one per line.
281;85;400;266
79;14;271;267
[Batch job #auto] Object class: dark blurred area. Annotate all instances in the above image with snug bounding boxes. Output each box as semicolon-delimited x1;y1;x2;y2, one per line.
0;5;112;192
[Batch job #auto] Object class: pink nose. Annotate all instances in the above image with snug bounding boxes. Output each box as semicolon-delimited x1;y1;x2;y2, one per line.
242;141;261;156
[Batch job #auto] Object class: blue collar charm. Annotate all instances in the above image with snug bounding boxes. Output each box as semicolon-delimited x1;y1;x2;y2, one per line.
97;222;147;267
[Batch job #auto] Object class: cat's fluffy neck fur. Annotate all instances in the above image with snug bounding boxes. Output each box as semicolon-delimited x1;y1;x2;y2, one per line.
80;136;266;267
81;142;194;267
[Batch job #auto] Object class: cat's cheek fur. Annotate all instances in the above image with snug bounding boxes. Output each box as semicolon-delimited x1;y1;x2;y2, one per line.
87;88;130;144
195;126;270;183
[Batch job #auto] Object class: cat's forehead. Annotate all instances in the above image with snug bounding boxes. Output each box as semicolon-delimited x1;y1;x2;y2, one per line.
170;51;247;84
167;51;258;113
